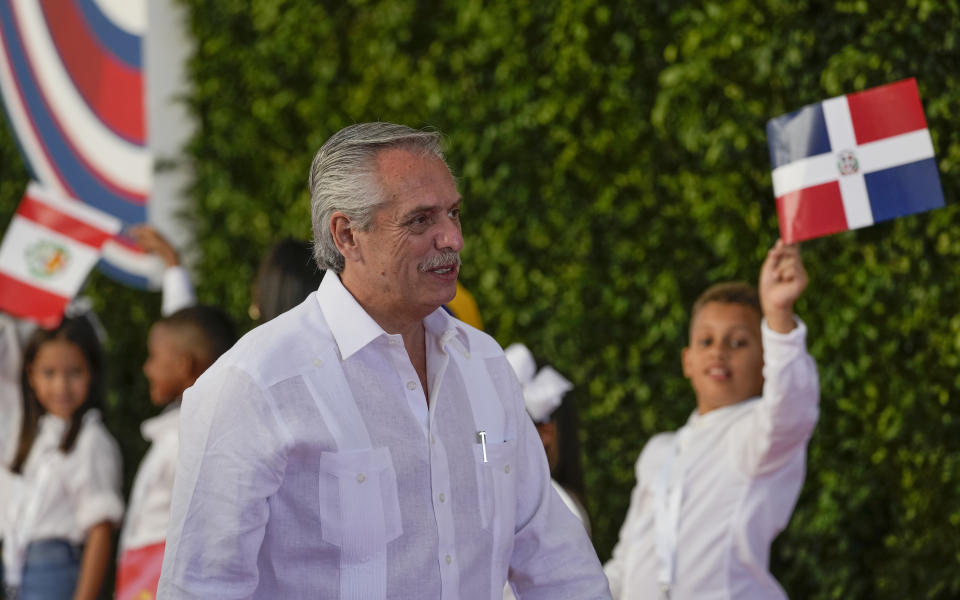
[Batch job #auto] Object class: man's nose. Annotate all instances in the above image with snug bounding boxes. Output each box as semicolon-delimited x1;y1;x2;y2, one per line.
436;217;464;252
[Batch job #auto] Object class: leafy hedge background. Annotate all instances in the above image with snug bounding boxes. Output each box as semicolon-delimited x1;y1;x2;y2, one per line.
2;0;960;597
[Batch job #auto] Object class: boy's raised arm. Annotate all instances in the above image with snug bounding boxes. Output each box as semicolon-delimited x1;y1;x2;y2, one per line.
735;240;819;477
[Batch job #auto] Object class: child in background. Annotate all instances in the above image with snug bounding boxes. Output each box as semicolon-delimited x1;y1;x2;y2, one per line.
503;343;590;600
248;238;324;324
504;343;590;533
0;316;124;600
115;305;236;600
604;241;819;600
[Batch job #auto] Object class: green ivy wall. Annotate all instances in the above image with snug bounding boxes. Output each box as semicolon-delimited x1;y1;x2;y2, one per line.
1;1;958;597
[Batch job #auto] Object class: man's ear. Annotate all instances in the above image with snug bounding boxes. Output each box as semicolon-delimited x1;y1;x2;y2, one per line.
681;346;691;379
330;212;361;262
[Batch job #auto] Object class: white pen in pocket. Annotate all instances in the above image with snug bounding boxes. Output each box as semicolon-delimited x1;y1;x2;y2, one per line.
477;430;488;463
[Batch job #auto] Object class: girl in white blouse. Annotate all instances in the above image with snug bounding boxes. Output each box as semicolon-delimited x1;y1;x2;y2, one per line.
1;316;124;600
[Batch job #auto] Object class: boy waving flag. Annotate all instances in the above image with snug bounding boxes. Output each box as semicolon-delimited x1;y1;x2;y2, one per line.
0;182;121;327
767;78;944;243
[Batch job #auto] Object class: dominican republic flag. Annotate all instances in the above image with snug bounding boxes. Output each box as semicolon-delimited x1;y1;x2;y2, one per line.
0;0;160;288
767;78;944;243
0;183;121;328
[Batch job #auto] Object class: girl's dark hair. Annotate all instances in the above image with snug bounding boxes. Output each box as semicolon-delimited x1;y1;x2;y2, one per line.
549;396;587;507
11;316;103;473
253;238;325;323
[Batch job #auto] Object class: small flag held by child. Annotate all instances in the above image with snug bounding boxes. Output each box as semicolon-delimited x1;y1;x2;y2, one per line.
0;182;121;327
767;78;944;243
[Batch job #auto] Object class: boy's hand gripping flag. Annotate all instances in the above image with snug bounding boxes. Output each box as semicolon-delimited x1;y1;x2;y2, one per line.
767;78;944;243
0;182;121;328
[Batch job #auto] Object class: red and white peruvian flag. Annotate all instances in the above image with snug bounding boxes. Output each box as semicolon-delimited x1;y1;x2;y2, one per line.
0;183;121;328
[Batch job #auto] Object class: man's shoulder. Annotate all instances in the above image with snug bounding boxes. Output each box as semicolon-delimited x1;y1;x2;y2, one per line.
204;295;337;389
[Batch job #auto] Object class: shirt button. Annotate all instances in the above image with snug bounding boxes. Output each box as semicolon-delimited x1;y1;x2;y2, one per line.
464;351;471;359
430;435;436;445
439;493;445;503
356;473;366;483
406;381;417;390
504;465;510;474
445;554;452;565
313;358;323;367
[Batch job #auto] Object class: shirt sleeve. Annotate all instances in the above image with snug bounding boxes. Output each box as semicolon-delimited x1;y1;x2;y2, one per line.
70;426;125;533
731;317;820;477
603;448;645;600
157;366;288;600
161;265;196;316
505;382;612;599
602;433;670;600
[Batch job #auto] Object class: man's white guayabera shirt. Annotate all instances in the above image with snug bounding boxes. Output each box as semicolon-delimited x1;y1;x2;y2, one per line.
604;320;819;600
157;272;611;600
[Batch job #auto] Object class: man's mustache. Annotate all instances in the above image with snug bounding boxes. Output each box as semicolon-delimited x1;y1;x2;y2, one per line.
418;251;461;272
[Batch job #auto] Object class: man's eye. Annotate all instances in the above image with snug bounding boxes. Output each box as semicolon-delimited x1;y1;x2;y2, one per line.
412;215;428;224
449;208;460;220
730;339;748;349
697;338;712;347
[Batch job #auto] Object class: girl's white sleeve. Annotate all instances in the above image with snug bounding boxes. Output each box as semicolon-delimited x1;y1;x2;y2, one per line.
71;426;125;532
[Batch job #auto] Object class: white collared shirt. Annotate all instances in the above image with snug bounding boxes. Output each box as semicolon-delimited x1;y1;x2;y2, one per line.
158;271;610;600
1;409;124;586
604;319;819;600
118;403;181;553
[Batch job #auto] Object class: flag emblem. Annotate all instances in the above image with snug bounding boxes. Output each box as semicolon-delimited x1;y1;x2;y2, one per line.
25;240;70;278
837;150;859;176
767;78;944;243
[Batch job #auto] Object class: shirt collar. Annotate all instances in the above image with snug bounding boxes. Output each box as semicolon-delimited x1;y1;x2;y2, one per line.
317;271;470;360
141;402;181;441
425;305;471;357
686;396;760;429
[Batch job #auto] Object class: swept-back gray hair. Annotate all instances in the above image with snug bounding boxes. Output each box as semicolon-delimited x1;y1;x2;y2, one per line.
307;122;446;272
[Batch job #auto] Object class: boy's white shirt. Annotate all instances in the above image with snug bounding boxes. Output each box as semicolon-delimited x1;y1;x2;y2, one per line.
1;409;124;586
604;318;819;600
117;264;195;553
118;403;180;553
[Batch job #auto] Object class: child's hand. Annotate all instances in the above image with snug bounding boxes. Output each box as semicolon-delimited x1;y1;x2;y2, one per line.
759;239;807;333
129;224;180;267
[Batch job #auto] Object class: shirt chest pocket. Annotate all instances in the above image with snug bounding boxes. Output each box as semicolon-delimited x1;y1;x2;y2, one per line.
473;439;517;535
317;447;404;563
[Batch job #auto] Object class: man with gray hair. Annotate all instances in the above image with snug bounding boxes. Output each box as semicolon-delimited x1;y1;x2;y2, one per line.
157;122;611;599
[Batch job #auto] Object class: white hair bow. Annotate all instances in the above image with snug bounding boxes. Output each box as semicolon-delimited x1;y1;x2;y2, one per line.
504;343;573;423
